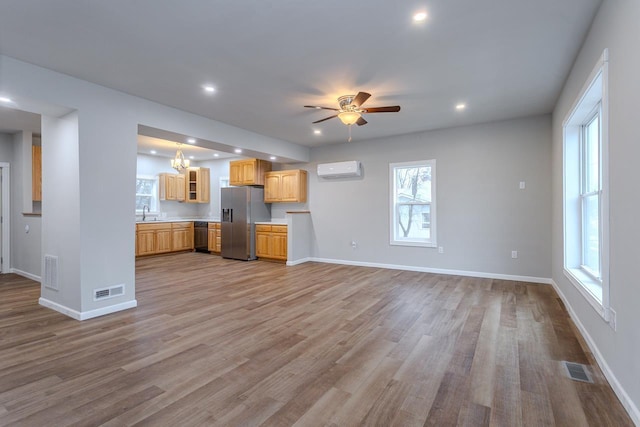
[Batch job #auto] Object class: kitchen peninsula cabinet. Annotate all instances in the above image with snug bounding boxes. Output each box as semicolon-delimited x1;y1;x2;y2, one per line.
208;222;221;253
264;170;307;203
186;167;210;203
255;224;287;261
229;159;272;186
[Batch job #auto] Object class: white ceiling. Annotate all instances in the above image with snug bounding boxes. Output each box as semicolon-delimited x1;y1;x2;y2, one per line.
137;135;235;161
0;0;601;147
0;106;40;134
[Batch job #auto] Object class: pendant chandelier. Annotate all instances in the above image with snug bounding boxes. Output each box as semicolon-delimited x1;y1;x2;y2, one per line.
171;143;190;172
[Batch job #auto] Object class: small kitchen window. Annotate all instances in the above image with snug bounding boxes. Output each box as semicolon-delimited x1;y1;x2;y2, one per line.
136;175;158;213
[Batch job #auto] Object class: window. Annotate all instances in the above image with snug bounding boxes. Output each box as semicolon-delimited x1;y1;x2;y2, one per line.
390;160;436;247
563;49;609;320
135;176;158;213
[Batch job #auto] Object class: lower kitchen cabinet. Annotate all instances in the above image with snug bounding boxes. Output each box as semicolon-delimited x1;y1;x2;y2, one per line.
255;224;287;261
136;221;193;256
171;222;194;251
208;222;221;253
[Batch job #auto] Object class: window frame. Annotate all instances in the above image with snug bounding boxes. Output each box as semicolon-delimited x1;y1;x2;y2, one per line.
389;159;437;248
562;49;610;322
135;175;159;214
579;107;602;282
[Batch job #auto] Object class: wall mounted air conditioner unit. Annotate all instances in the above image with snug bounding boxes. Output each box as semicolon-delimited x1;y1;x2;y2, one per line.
317;161;362;178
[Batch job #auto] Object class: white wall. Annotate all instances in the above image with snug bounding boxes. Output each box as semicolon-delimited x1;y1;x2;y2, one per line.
197;158;232;220
551;0;640;421
1;54;307;319
290;115;552;280
136;154;235;220
41;112;81;311
0;132;42;278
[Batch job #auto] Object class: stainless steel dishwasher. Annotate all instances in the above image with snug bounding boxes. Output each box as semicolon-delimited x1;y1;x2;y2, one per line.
193;221;209;252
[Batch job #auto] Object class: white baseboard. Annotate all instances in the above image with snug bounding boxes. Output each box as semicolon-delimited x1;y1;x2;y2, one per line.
39;297;138;321
10;268;41;282
550;280;640;425
307;257;552;284
286;257;312;266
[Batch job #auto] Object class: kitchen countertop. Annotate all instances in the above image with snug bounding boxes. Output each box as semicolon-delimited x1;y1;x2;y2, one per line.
255;219;287;225
136;218;220;224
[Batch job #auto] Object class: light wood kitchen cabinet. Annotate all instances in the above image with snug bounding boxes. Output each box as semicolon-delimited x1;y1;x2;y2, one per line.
159;174;176;201
176;174;186;202
171;222;194;251
229;159;272;186
255;224;287;261
208;222;221;253
186;167;210;203
136;222;173;256
136;228;156;256
159;173;187;202
136;221;193;256
32;145;42;202
264;170;307;203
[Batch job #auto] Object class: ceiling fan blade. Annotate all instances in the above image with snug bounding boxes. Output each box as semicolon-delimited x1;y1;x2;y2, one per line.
312;115;338;124
356;116;368;126
351;92;371;108
362;106;401;113
304;105;339;111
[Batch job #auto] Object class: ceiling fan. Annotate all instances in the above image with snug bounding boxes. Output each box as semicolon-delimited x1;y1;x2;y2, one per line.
304;92;401;127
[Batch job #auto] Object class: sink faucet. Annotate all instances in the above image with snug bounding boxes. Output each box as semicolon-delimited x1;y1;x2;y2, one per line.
142;205;149;221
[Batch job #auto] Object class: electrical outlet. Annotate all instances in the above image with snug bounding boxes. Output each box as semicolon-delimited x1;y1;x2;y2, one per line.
438;246;444;254
519;181;526;189
351;240;357;249
609;308;617;331
511;250;518;259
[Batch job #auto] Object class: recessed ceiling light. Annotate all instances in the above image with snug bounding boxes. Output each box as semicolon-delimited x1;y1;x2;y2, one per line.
150;150;157;155
456;103;466;110
413;12;427;22
0;96;12;103
189;155;195;160
214;153;220;157
203;85;216;93
313;130;322;135
187;138;196;144
270;156;277;160
234;148;242;154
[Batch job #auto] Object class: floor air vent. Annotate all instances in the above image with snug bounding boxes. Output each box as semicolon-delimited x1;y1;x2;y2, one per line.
94;284;125;301
562;361;594;383
44;255;59;290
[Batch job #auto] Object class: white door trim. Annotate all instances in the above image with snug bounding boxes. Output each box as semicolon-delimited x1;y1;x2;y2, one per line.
0;162;10;273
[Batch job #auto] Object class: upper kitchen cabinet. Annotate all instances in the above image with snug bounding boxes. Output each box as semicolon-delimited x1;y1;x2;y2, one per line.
159;173;186;202
32;145;42;202
264;169;307;203
186;167;210;203
229;159;272;186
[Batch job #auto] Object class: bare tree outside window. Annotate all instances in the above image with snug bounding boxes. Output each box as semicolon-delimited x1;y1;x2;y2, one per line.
390;160;436;247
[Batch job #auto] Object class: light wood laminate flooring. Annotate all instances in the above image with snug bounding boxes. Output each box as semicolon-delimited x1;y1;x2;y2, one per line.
0;253;633;426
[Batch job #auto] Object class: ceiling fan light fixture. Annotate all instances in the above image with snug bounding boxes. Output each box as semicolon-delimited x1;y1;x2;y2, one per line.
338;111;361;125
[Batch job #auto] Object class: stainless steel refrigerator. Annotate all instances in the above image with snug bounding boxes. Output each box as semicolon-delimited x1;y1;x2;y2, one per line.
221;186;271;260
